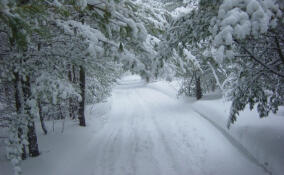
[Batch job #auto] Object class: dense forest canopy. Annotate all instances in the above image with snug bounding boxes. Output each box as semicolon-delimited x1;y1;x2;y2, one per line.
0;0;283;174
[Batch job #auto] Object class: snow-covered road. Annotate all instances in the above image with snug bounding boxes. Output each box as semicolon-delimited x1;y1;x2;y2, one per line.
21;75;268;175
60;76;266;175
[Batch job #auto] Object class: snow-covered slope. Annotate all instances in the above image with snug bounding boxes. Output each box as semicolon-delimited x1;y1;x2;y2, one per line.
150;79;284;175
192;97;284;175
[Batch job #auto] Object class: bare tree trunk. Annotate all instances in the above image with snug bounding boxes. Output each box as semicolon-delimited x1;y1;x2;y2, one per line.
22;77;40;157
38;101;47;135
68;64;75;119
195;74;202;100
78;66;86;127
211;80;216;92
187;72;195;95
27;121;40;157
14;72;27;160
59;104;64;120
4;84;12;104
146;76;150;83
69;99;75;119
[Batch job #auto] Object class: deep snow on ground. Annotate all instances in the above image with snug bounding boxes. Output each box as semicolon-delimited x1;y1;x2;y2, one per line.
0;128;12;175
191;96;284;175
1;75;283;175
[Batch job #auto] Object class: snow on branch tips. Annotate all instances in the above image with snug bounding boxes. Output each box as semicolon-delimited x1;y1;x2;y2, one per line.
211;0;282;59
76;0;88;10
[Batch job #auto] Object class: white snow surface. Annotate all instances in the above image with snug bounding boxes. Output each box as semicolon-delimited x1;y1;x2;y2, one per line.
2;75;283;175
191;94;284;175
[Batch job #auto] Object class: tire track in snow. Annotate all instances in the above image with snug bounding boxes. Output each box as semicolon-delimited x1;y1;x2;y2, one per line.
91;91;135;175
96;89;161;175
136;90;183;175
151;114;183;175
128;107;138;175
131;90;163;175
129;89;163;175
94;126;122;175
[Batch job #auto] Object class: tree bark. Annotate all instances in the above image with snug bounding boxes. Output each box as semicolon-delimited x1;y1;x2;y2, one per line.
59;104;64;120
78;66;86;127
27;121;40;157
69;99;75;119
38;101;47;135
22;77;40;157
195;75;202;100
68;64;76;119
211;80;216;92
14;73;27;160
187;72;195;95
4;84;11;103
275;36;284;65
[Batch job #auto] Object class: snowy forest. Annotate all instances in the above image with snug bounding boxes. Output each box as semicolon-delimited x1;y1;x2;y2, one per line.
0;0;283;175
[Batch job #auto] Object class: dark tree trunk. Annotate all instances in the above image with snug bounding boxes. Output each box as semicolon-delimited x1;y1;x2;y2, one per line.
195;75;202;100
73;65;79;120
68;65;76;119
14;73;27;160
14;73;22;114
4;84;11;103
27;121;39;157
17;128;27;160
22;77;40;157
146;76;150;83
38;101;47;135
211;80;216;92
72;65;77;82
59;104;64;120
69;99;75;119
187;74;195;96
78;66;86;127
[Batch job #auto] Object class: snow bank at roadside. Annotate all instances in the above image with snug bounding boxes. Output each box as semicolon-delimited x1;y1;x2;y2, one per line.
146;80;284;175
20;99;113;175
147;80;181;99
191;96;284;175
